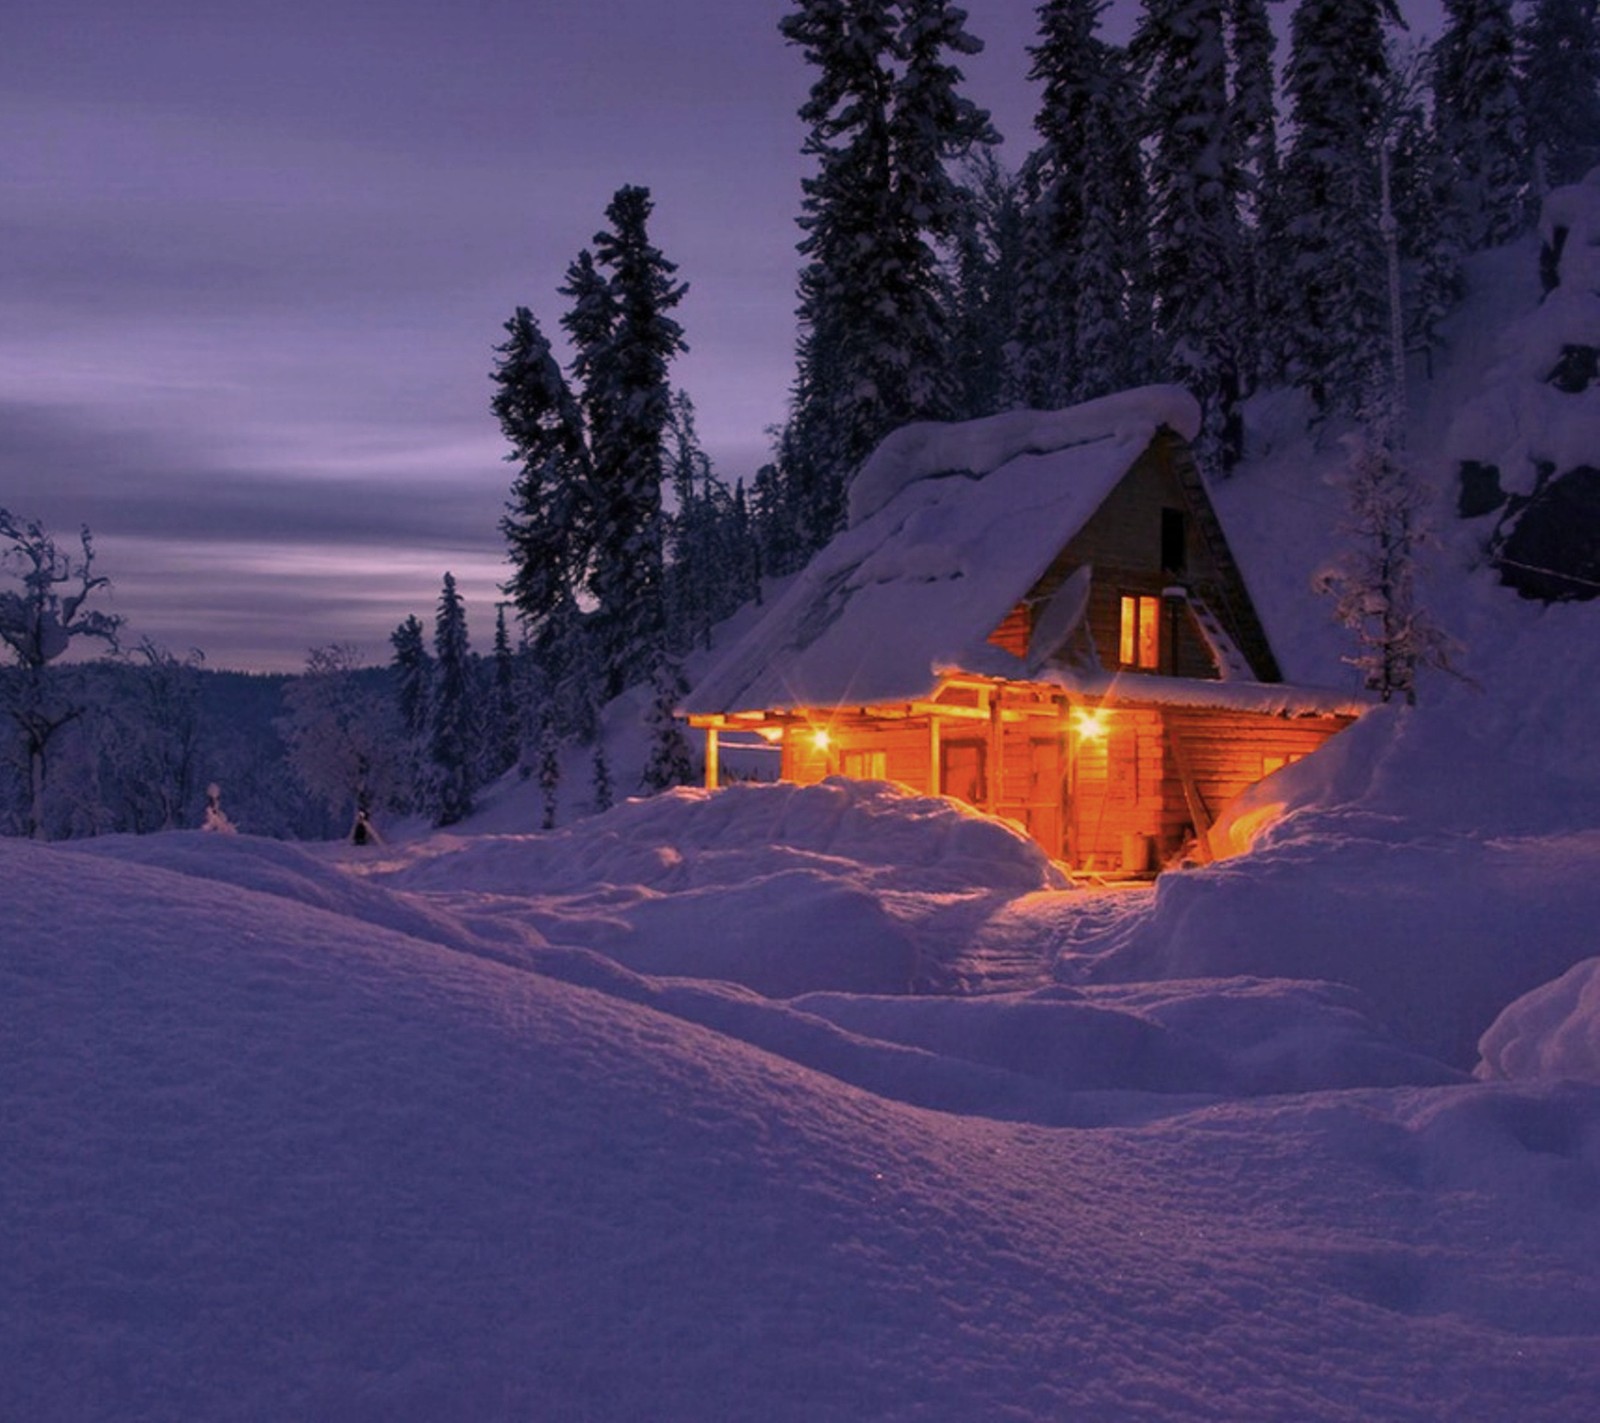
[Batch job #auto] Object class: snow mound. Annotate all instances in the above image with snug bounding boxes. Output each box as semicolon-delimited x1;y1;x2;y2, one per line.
383;778;1065;897
65;829;546;961
1083;825;1600;1070
366;779;1066;997
1478;958;1600;1084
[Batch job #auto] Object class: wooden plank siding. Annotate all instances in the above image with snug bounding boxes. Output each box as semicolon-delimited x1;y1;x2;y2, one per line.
713;688;1354;877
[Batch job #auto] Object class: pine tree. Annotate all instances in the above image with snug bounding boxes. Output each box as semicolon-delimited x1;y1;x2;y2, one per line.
492;307;593;631
579;186;686;697
1279;0;1403;417
1386;51;1464;375
591;736;614;814
780;0;994;549
388;612;431;811
1521;0;1600;193
948;148;1025;418
1229;0;1285;389
486;604;519;780
1133;0;1251;466
535;702;561;830
1434;0;1528;249
428;572;475;827
641;652;694;793
1014;0;1151;409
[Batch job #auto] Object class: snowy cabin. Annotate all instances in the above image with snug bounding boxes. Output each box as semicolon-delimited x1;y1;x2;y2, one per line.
684;387;1366;875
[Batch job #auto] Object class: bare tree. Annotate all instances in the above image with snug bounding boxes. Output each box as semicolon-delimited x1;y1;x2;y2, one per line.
0;509;123;838
277;644;405;835
1313;398;1456;704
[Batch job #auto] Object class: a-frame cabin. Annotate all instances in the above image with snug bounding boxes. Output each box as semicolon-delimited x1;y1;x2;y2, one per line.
684;388;1365;875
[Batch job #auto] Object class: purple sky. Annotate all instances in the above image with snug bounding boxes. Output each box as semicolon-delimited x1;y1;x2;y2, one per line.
4;1;1445;671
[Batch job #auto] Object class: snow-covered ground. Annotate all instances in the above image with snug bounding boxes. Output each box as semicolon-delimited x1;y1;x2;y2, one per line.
7;233;1600;1417
6;762;1599;1420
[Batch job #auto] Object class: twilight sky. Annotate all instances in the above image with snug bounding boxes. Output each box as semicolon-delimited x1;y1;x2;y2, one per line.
4;1;1445;671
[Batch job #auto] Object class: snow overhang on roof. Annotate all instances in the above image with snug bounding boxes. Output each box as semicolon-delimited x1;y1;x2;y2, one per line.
1022;667;1373;719
684;386;1204;716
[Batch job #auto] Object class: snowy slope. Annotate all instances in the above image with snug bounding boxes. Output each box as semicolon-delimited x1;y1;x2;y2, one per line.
6;826;1599;1422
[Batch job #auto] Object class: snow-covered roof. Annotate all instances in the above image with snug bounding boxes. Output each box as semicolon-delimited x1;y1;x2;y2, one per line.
685;387;1203;715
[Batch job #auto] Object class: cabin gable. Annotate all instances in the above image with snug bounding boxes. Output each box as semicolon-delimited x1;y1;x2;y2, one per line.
988;432;1281;683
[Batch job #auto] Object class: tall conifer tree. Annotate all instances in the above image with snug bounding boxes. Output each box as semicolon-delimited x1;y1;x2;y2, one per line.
1014;0;1151;409
492;308;593;633
1279;0;1402;416
428;572;475;827
1134;0;1251;467
780;0;994;548
1521;0;1600;192
1434;0;1528;248
581;186;686;697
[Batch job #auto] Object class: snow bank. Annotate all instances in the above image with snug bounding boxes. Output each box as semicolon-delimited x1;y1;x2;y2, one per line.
794;977;1459;1102
1083;824;1600;1069
366;779;1066;998
1478;958;1600;1084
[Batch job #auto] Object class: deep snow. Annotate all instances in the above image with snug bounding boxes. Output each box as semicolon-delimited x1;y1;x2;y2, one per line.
5;792;1598;1421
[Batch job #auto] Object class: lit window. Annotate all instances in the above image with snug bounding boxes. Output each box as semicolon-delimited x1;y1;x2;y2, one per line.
1119;595;1162;669
842;749;887;780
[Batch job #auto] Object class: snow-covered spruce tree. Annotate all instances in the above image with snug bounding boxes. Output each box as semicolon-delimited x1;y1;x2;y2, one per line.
948;147;1025;418
663;390;743;653
492;306;594;634
779;0;994;551
1229;0;1287;389
388;612;431;809
535;702;561;830
1521;0;1600;193
1314;396;1454;705
1011;0;1151;410
0;509;122;839
1279;0;1403;418
590;735;614;814
641;651;694;794
427;572;476;827
1386;48;1465;376
575;186;685;699
1132;0;1252;468
482;603;520;784
1433;0;1528;249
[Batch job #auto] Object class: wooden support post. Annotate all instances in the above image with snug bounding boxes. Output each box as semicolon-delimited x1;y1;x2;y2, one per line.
1166;719;1212;864
986;693;1003;813
704;726;720;790
927;715;943;796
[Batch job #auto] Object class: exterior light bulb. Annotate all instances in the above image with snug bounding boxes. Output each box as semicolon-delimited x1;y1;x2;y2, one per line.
1073;709;1107;742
